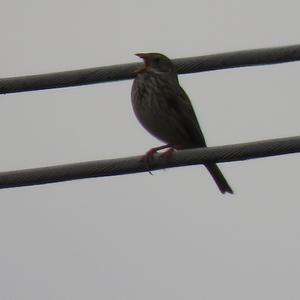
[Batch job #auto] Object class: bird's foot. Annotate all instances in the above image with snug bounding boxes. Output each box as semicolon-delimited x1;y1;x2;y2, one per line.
141;145;173;175
141;148;158;162
140;144;172;162
160;147;176;159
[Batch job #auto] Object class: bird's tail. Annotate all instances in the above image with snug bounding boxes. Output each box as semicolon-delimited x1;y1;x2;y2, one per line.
205;163;233;194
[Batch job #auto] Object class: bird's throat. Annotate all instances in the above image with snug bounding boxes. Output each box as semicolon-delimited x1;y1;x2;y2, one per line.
134;65;147;74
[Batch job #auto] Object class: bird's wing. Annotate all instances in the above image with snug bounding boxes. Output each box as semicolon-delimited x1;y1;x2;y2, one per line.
162;79;207;147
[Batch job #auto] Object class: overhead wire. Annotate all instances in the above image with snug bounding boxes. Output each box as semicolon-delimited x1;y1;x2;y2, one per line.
0;136;299;189
0;44;299;94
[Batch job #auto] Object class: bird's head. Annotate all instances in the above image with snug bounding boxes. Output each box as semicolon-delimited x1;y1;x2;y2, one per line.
135;53;175;74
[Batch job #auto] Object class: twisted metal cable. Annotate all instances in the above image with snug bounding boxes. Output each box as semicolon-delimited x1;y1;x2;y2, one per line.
0;44;300;94
0;136;299;189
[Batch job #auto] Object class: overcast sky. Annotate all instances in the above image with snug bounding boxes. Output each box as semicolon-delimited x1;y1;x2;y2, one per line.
0;0;300;299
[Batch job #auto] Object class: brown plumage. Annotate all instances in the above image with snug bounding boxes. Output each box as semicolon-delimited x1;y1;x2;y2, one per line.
131;53;233;194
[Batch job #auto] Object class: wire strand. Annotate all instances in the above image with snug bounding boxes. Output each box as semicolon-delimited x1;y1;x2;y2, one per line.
1;44;300;94
0;136;299;189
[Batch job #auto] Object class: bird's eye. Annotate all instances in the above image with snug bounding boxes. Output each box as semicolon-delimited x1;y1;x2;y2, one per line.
153;57;160;63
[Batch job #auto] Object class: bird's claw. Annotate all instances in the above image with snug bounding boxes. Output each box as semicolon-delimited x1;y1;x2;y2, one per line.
140;148;158;175
140;145;178;175
140;148;158;162
160;148;175;159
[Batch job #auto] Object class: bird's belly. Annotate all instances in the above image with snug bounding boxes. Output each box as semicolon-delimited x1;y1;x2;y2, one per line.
132;93;192;147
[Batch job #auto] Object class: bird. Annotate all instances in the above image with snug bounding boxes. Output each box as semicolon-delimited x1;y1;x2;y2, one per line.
131;52;233;194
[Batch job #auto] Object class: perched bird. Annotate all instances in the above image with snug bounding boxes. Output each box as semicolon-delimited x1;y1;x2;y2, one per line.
131;52;233;194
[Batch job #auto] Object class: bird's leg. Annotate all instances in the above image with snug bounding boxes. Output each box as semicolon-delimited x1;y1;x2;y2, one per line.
160;145;182;159
141;144;172;175
141;144;172;162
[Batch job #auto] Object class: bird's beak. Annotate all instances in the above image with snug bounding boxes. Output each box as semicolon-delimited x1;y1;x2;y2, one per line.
135;53;149;60
134;53;148;73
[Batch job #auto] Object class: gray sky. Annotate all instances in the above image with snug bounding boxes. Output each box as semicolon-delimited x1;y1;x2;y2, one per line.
0;0;300;299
